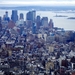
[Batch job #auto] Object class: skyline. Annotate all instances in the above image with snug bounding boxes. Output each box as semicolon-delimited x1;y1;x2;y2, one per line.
0;0;75;7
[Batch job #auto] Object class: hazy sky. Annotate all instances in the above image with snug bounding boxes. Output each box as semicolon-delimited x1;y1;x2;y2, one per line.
0;0;75;6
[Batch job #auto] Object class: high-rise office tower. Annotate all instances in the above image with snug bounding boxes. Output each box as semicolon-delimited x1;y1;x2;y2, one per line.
20;13;24;20
0;17;2;31
26;10;36;28
5;11;8;18
11;10;18;23
26;11;32;21
36;15;41;29
3;11;10;22
49;19;54;29
26;10;36;22
26;11;32;28
16;13;24;27
41;17;48;27
32;10;36;22
36;15;40;22
0;17;1;22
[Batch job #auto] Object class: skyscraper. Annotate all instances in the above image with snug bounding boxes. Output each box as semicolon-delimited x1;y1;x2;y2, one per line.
3;11;10;22
5;11;8;18
0;17;1;22
26;10;36;28
41;17;48;27
19;13;24;20
32;10;36;22
11;10;18;23
36;15;40;22
26;10;36;22
26;11;31;20
49;19;54;29
36;15;41;29
0;17;2;31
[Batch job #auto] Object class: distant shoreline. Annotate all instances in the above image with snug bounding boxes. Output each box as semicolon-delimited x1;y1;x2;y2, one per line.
0;6;75;11
0;8;75;14
67;17;75;19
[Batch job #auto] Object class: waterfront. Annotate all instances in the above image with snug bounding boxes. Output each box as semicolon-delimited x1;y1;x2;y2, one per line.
0;9;75;31
0;9;75;75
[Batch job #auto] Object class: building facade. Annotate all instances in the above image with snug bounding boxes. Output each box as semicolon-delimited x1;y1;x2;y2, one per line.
41;17;48;27
11;10;18;23
0;16;2;31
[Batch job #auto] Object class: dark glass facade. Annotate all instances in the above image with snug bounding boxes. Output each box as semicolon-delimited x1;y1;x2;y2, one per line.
11;10;18;23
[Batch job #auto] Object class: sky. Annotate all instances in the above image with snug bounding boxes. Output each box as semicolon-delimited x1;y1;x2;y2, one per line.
0;0;75;6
